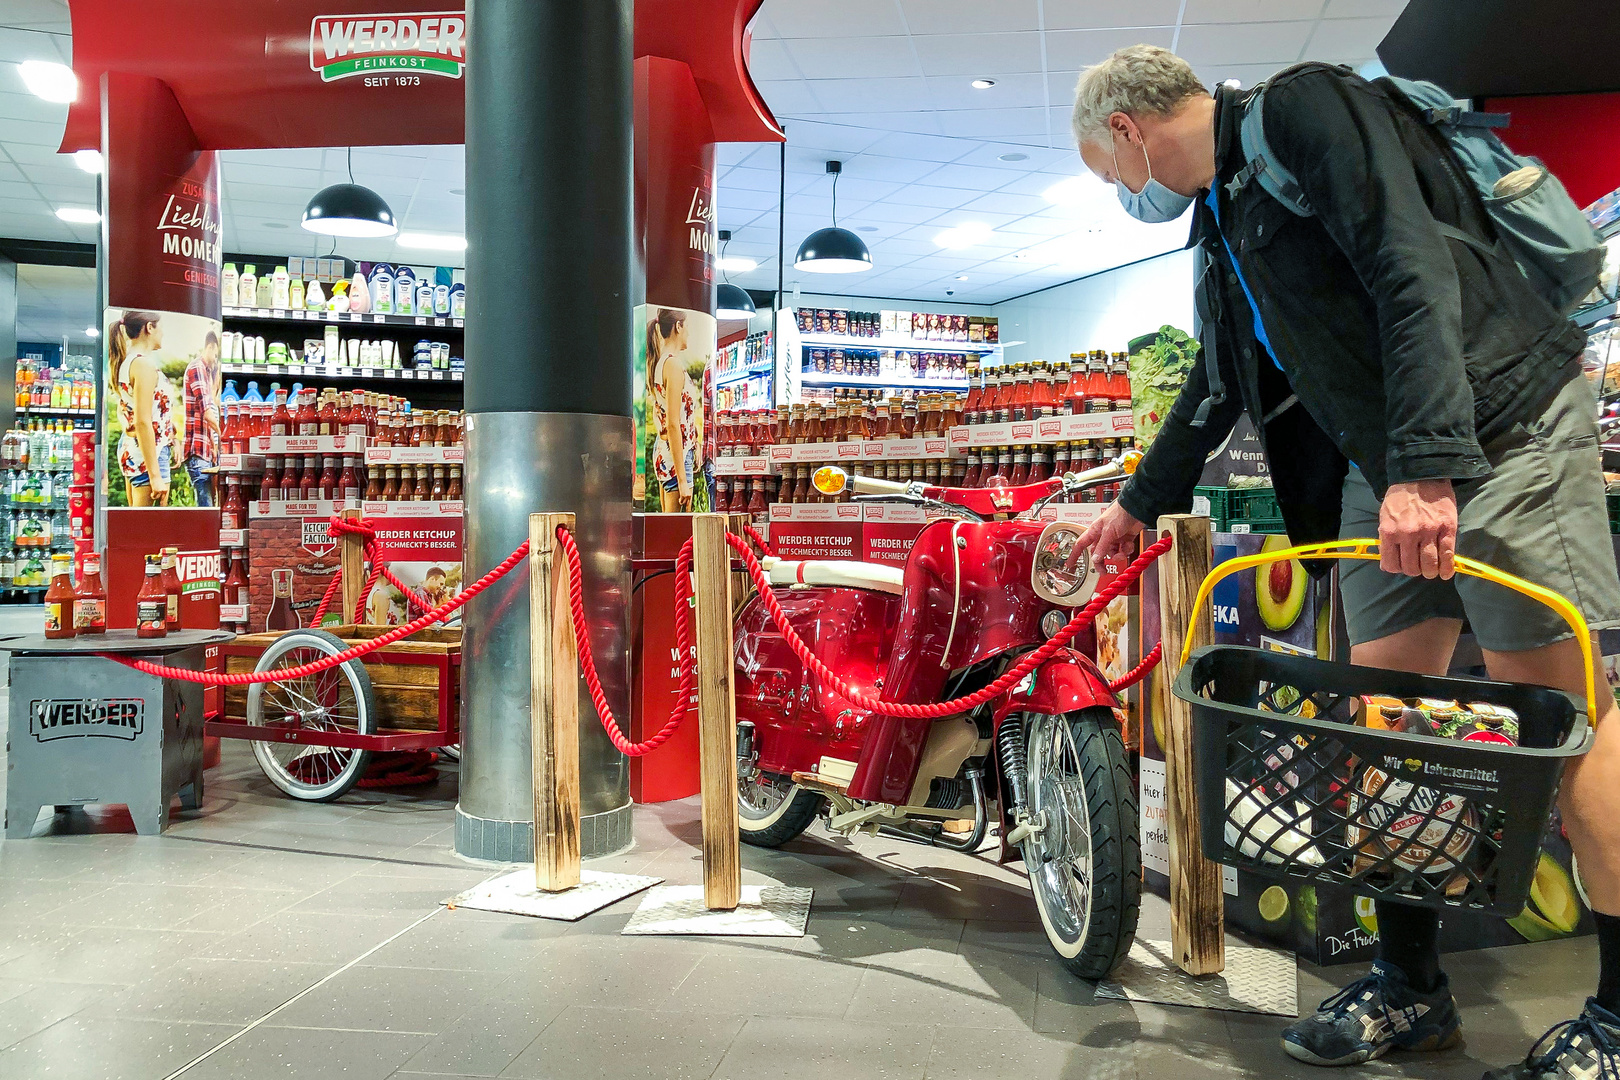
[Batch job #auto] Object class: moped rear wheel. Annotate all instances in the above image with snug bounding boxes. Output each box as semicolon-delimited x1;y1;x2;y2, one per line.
1021;708;1140;980
738;771;822;848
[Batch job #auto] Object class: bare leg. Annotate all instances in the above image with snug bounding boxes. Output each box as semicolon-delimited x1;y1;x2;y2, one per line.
1350;617;1463;676
1483;635;1620;915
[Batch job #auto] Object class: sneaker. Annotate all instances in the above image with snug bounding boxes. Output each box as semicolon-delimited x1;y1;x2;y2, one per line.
1482;998;1620;1079
1281;960;1462;1067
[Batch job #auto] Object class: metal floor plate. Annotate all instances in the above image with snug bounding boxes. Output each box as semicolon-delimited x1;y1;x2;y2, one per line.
1097;938;1298;1017
622;885;813;937
443;868;662;921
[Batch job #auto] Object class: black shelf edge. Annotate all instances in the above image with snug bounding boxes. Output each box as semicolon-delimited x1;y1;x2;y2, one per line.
222;308;463;332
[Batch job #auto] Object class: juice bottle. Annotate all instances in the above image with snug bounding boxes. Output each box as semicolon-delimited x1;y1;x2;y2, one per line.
221;474;246;530
265;569;300;631
446;466;462;501
136;553;167;637
160;546;182;632
74;552;105;635
44;552;74;639
340;457;361;501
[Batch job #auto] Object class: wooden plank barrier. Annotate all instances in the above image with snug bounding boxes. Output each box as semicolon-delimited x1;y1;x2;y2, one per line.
1157;514;1224;975
339;507;365;624
530;512;581;893
692;514;741;911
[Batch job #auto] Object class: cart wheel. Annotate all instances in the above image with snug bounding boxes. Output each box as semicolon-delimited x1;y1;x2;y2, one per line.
247;629;377;802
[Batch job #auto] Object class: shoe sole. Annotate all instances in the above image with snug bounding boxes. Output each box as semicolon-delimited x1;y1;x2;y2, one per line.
1280;1025;1462;1068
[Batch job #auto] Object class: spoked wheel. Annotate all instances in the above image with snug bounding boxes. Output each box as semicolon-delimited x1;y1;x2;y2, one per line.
1021;708;1140;979
737;769;822;847
246;629;377;801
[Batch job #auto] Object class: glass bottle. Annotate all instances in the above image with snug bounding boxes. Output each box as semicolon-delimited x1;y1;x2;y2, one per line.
221;474;245;530
317;390;337;436
270;388;291;437
44;552;74;639
994;445;1013;485
1009;363;1034;422
1010;444;1030;486
298;456;320;500
429;465;445;501
962;449;981;489
774;406;791;445
1032;360;1058;418
265;568;300;631
446;466;463;501
74;552;105;635
381;465;400;501
962;361;983;425
296;389;319;436
1085;351;1111;413
1110;352;1132;411
161;546;182;632
223;549;249;613
136;553;167;638
339;457;361;502
364;465;382;501
318;455;339;500
413;465;430;501
1029;444;1052;484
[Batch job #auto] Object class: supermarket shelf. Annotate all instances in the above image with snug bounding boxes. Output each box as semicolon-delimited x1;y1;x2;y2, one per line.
223;307;463;330
716;362;773;386
799;372;969;391
16;406;95;417
364;446;464;465
250;434;366;454
222;363;462;383
769;438;954;464
953;412;1134;447
798;331;1009;353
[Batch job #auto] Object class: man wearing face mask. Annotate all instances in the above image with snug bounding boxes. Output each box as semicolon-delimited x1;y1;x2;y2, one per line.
1071;45;1620;1080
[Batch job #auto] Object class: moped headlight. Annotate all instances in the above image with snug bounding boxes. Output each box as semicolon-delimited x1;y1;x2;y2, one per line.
1032;522;1100;606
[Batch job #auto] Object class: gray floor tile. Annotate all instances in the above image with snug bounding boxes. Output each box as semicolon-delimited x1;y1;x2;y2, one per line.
273;964;492;1033
100;957;332;1025
180;1024;431;1080
359;909;575;972
188;846;370;890
0;1015;237;1080
846;962;1038;1030
0;978;123;1051
712;1016;934;1080
197;909;429;963
290;870;490;915
33;881;303;932
674;951;866;1018
395;988;571;1077
0;925;230;985
498;1005;746;1080
925;1025;1136;1079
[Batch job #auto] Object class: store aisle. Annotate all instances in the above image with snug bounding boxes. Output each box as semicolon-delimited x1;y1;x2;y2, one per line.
0;742;1594;1080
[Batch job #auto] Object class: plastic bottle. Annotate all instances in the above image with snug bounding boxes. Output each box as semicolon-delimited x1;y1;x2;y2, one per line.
289;276;305;312
450;282;466;320
350;271;370;313
243;380;264;405
43;553;74;638
271;266;290;310
328;280;349;312
239;265;258;308
221;263;239;307
416;282;434;318
394;266;416;316
136;553;167;637
160;547;182;632
305;277;325;312
74;553;104;635
370;264;394;314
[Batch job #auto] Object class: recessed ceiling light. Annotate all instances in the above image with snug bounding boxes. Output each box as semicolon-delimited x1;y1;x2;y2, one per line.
998;152;1028;162
717;255;757;272
72;149;102;174
934;222;993;249
955;275;968;281
397;231;468;251
83;326;99;338
262;222;289;229
450;188;464;195
1222;78;1242;89
857;225;879;233
55;207;100;224
18;60;77;103
970;78;997;90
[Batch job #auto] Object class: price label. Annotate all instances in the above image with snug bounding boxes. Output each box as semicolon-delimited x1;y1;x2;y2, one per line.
431;369;445;381
383;369;397;379
324;365;340;377
373;314;386;323
324;311;337;322
256;309;270;318
414;316;426;326
268;365;285;376
290;310;304;320
433;318;445;327
452;319;464;328
452;371;463;381
362;367;378;378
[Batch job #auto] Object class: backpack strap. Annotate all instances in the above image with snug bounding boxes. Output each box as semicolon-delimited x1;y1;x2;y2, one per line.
1233;84;1314;217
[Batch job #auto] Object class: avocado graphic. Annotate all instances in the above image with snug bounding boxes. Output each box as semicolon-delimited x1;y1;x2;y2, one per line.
1295;885;1318;935
1257;534;1307;631
1508;853;1582;941
1316;600;1332;658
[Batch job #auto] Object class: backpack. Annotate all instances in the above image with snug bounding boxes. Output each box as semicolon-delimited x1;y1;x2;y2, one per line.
1236;72;1605;315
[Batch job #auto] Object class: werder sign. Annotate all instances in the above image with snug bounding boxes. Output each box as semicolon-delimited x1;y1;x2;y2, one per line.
310;12;467;81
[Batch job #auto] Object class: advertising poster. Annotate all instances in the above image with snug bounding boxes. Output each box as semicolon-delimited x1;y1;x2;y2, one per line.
633;303;717;513
361;511;465;627
101;308;223;510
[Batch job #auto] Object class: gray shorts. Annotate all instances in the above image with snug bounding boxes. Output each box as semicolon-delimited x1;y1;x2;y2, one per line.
1338;375;1620;652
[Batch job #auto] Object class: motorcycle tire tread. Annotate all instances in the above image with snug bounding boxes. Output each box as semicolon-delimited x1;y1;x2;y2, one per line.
737;783;823;848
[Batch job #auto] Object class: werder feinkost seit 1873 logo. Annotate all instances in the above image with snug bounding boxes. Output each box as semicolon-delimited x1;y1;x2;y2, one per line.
310;12;466;82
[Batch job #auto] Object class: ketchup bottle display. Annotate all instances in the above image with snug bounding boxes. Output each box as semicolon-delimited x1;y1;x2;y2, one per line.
160;546;182;632
340;457;362;502
318;455;338;500
74;553;105;635
1062;354;1087;416
43;553;74;639
270;389;291;436
1009;363;1034;423
364;465;382;501
446;466;462;501
298;456;320;500
223;550;250;614
962;450;981;489
1009;445;1030;486
221;474;246;530
265;568;300;631
136;553;167;638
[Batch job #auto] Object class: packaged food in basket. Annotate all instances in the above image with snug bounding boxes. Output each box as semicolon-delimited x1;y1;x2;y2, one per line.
1345;762;1481;881
1450;702;1521;745
1225;777;1324;866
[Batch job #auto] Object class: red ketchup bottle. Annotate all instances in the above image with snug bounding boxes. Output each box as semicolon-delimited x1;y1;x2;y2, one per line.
160;546;182;632
136;553;167;638
74;553;105;635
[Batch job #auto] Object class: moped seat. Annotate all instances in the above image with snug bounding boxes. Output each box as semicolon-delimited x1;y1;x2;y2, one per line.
760;557;904;595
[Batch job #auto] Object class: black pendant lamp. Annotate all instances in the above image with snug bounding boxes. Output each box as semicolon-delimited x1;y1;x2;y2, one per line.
302;147;399;238
715;230;757;319
795;161;872;274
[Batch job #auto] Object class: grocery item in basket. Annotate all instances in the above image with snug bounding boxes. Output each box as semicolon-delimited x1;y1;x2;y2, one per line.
1450;702;1521;745
1225;777;1325;866
1345;763;1480;877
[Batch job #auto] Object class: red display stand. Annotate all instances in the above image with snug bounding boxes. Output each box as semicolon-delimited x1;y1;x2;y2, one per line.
629;514;701;802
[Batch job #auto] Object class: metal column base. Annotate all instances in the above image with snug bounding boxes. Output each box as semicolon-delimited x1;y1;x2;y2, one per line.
455;803;634;864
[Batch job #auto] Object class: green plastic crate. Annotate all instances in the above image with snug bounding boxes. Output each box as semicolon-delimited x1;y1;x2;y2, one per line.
1192;484;1286;534
1608;491;1620;534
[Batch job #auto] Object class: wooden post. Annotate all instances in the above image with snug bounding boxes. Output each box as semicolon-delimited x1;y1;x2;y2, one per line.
339;508;366;625
726;512;754;610
1157;514;1224;975
530;512;580;893
692;513;741;910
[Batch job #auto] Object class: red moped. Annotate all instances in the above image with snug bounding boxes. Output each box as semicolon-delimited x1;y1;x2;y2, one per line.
732;454;1141;979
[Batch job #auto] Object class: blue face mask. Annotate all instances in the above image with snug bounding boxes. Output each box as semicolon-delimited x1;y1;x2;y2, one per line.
1112;137;1194;223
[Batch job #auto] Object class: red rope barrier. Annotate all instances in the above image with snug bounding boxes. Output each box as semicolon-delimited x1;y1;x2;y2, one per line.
741;522;774;558
1107;642;1162;693
721;533;1174;720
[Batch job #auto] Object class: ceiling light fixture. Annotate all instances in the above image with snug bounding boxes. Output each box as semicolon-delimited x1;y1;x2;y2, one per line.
717;255;757;272
934;221;992;249
55;207;100;224
302;146;398;238
83;326;99;339
795;161;872;274
397;232;468;251
18;59;77;103
716;230;757;319
971;78;997;89
72;149;102;174
998;152;1029;162
956;275;968;281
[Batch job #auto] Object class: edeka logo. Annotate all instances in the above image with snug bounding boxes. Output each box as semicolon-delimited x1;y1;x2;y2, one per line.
310;13;466;82
30;699;144;742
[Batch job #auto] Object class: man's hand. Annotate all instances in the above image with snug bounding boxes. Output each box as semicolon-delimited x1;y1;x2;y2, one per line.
1379;479;1457;579
1075;501;1147;563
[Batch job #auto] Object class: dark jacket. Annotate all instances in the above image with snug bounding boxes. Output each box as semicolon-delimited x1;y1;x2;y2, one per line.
1118;64;1587;545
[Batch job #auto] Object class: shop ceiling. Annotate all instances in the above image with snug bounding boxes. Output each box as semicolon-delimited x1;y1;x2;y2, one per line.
1;0;1401;323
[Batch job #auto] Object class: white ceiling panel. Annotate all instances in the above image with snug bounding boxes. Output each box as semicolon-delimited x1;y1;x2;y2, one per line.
1304;17;1401;61
766;0;909;38
1043;26;1178;71
1323;0;1407;14
1042;0;1183;30
744;36;799;80
925;72;1048;111
910;33;1044;77
807;76;933;113
898;0;1041;35
935;107;1050;138
1175;20;1318;67
918;161;1038;192
1182;0;1326;24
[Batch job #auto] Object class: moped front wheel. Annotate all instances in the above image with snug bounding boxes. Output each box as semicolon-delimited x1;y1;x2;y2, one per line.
1021;708;1140;980
738;771;822;848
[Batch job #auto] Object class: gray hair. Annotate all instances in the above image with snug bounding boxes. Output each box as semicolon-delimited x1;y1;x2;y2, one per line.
1071;45;1208;149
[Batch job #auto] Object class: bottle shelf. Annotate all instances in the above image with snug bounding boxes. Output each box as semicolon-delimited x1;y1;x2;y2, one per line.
708;417;1135;472
798;331;1006;353
799;373;969;391
716;362;773;387
16;406;95;417
223;307;463;330
765;501;1109;526
222;363;462;383
363;446;463;465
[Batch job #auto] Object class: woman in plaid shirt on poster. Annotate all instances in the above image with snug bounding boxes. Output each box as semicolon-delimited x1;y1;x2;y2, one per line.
182;331;222;507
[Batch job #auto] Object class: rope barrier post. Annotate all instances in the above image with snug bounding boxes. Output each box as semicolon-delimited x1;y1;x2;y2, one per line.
692;513;741;911
530;513;581;893
339;508;366;626
1157;514;1224;976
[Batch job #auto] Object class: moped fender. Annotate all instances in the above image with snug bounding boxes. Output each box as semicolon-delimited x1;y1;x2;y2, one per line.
990;650;1118;724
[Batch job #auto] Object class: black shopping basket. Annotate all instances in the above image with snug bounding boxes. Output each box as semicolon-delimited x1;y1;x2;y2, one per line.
1171;538;1596;917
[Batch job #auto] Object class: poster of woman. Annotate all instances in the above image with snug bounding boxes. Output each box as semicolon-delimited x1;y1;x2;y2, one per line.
102;307;222;509
633;303;716;513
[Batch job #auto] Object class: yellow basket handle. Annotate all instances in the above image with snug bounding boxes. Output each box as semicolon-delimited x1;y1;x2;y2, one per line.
1176;536;1598;722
